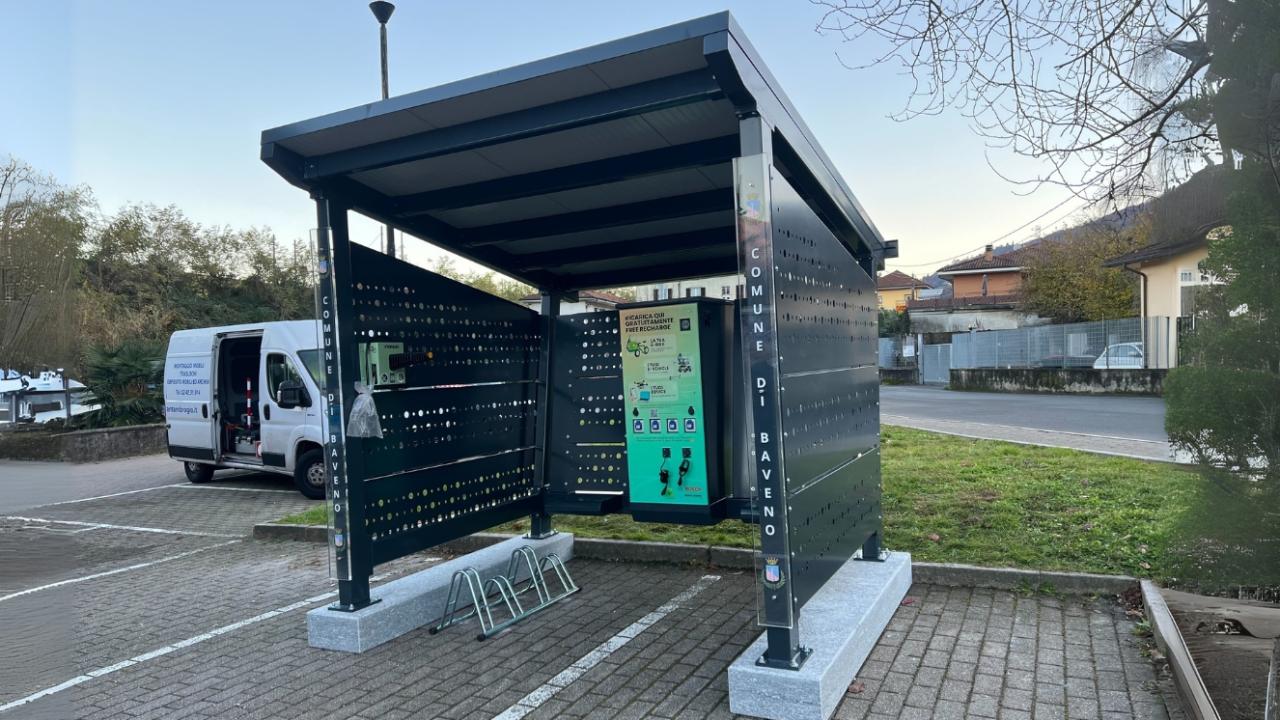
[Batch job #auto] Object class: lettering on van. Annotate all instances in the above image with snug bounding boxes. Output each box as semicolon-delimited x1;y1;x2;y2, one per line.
165;360;211;401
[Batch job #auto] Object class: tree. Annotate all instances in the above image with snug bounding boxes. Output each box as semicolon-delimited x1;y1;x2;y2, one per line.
878;308;910;337
427;254;532;302
811;0;1278;201
813;0;1279;477
1165;164;1280;473
1020;218;1146;323
0;157;88;372
78;203;316;351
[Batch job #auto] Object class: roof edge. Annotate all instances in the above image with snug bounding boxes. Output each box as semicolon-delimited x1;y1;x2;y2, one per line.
261;12;732;146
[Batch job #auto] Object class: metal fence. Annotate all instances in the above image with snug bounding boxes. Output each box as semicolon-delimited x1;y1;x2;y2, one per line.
951;316;1174;370
878;336;918;368
920;344;952;384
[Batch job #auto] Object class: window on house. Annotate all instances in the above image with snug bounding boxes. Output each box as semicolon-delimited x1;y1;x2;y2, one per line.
981;274;989;296
720;285;731;298
1178;266;1220;317
735;284;744;299
652;289;660;301
687;287;704;297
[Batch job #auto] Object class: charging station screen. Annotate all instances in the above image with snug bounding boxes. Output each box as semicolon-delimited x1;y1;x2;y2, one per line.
619;304;710;507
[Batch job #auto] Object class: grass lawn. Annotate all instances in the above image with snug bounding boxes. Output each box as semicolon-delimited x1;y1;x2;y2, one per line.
277;426;1279;590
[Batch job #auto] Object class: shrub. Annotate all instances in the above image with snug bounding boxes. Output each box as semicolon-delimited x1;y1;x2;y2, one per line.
1165;366;1280;471
79;340;164;428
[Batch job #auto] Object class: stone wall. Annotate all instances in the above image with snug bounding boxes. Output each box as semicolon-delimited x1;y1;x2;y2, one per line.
0;423;167;462
949;368;1166;396
879;367;919;385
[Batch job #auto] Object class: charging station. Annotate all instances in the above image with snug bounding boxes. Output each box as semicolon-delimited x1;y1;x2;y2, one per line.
619;299;731;523
262;12;905;720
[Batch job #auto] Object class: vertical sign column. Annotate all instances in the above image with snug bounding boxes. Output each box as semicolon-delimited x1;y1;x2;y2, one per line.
735;154;806;669
315;197;372;610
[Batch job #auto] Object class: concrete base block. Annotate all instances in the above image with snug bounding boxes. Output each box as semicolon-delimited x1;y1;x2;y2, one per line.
307;532;574;653
728;551;912;720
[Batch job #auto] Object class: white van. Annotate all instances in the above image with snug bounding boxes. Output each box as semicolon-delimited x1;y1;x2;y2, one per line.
163;320;327;498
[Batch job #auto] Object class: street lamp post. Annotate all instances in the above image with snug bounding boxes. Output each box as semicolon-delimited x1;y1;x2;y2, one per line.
369;1;397;259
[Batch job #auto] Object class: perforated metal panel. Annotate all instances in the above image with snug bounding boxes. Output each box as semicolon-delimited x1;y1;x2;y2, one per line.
347;243;542;562
364;382;538;478
548;311;628;501
365;449;539;565
351;246;541;387
770;173;881;609
779;367;878;491
786;450;881;595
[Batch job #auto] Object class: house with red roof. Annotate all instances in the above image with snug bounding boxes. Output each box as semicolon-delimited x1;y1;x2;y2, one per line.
876;270;930;311
907;244;1045;332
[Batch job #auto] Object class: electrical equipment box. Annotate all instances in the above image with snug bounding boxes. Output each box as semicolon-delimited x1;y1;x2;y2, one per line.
618;299;732;524
359;342;406;387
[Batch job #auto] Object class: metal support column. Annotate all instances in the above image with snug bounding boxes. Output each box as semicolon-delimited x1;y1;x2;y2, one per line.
315;195;376;610
737;115;808;670
528;291;559;539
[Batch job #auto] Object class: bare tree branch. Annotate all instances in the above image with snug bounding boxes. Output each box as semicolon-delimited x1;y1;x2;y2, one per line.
811;0;1219;202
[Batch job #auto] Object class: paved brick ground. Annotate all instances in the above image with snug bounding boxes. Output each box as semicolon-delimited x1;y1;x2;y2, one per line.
0;454;294;513
27;483;315;536
1;466;1184;720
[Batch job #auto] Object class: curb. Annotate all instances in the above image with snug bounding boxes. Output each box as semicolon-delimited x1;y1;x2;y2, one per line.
913;562;1137;595
253;522;328;543
253;523;1137;595
1140;580;1220;720
1267;638;1278;720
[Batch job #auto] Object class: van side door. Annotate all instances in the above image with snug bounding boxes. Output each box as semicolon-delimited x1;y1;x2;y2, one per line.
164;343;216;461
260;351;311;470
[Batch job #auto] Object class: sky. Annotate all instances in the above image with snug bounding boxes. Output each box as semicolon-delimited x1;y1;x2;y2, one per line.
0;0;1089;279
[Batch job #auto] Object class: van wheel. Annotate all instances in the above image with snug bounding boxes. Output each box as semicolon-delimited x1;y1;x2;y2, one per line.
293;449;326;500
184;462;215;484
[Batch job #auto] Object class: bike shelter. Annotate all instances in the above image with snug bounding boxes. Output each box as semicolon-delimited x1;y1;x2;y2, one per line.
261;13;908;720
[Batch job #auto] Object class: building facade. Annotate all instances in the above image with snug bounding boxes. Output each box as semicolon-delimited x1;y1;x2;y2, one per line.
633;274;743;303
875;270;930;311
907;245;1043;333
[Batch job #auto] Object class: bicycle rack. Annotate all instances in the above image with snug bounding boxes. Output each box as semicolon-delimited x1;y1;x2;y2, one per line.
431;546;579;640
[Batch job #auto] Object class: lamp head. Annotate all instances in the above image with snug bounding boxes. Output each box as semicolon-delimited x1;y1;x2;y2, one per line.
369;1;395;25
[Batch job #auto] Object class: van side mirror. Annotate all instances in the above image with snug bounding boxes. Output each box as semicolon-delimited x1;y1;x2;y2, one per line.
277;380;310;409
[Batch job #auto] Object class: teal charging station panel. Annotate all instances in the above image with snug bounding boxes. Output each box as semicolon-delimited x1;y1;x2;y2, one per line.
619;299;731;523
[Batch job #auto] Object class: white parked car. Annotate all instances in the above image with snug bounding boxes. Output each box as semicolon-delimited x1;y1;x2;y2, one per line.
1093;342;1144;370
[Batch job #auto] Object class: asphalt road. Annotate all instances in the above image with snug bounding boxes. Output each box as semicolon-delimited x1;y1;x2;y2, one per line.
0;454;294;514
881;385;1168;440
880;385;1177;461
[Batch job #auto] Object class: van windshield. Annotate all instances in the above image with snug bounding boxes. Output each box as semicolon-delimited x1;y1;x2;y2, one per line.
297;350;324;386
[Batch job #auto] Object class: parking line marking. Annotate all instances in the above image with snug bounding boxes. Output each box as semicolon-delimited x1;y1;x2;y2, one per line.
177;485;299;494
2;516;239;539
0;589;336;714
491;574;722;720
0;540;241;604
39;484;188;507
0;569;404;714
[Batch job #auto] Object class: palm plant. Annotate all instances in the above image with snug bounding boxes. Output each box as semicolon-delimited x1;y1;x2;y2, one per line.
80;340;163;427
